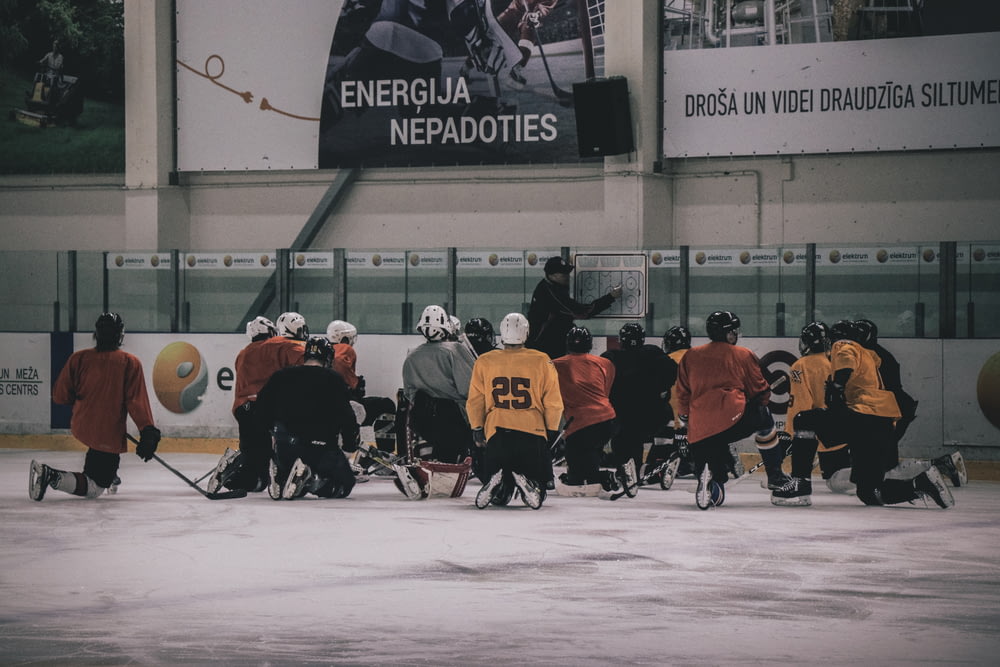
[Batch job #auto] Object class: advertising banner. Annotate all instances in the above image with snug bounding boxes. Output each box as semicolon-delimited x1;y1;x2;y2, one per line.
176;0;597;171
663;29;1000;158
0;334;51;434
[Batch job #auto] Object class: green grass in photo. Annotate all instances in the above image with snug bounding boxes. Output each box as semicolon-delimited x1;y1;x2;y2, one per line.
0;71;124;175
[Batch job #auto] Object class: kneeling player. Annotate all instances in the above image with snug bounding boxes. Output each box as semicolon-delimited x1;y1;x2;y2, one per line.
467;313;563;509
254;337;360;500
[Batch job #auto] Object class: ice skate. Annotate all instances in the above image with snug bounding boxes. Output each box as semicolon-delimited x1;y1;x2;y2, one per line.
616;459;639;498
764;467;792;491
476;470;504;509
29;460;54;501
281;458;312;500
598;470;624;501
932;451;967;487
913;466;955;509
660;457;681;490
108;475;121;495
394;464;425;500
511;471;543;509
267;459;282;500
207;447;240;494
695;465;712;510
771;477;812;507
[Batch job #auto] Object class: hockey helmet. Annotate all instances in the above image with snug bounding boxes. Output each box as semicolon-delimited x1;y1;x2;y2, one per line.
464;317;496;352
662;326;691;353
246;316;277;341
706;311;740;342
447;315;462;341
276;312;309;340
853;319;878;348
618;322;645;350
94;312;125;349
798;321;830;356
829;320;861;343
499;312;530;346
566;326;593;353
303;336;334;367
416;305;450;342
326;320;358;346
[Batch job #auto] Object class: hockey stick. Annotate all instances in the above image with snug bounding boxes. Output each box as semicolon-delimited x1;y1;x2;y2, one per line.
126;434;247;500
522;2;574;106
549;416;575;454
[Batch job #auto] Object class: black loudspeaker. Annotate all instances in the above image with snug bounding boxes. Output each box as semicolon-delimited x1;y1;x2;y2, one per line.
572;76;634;158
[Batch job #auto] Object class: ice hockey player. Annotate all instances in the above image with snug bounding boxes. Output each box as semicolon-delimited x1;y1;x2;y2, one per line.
674;311;788;509
468;312;563;509
642;325;694;484
772;321;837;507
825;320;954;509
495;0;558;85
601;322;672;495
526;255;622;359
552;326;631;499
464;317;499;357
207;316;304;495
253;336;360;500
854;318;918;471
402;305;477;465
276;311;309;344
31;313;161;501
325;319;364;398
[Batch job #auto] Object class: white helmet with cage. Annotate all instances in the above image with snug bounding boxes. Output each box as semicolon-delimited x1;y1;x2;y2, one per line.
416;305;450;342
276;312;308;340
326;320;358;346
246;316;277;340
499;312;530;345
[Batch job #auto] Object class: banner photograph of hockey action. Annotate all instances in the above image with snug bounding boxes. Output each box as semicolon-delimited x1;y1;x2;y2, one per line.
175;0;602;171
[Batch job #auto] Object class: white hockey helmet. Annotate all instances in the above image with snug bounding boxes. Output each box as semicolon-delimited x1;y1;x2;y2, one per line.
447;315;462;340
416;305;450;342
499;312;530;345
326;319;358;346
246;315;277;340
276;311;309;340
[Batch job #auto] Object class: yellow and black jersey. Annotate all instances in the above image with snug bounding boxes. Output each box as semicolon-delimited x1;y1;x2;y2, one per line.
466;347;564;441
786;351;831;428
830;340;901;419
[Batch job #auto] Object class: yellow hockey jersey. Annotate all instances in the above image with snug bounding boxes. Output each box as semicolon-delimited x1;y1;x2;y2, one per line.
466;347;564;441
830;340;901;418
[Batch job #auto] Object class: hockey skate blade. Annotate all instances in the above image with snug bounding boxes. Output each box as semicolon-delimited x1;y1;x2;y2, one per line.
771;494;812;507
205;489;248;500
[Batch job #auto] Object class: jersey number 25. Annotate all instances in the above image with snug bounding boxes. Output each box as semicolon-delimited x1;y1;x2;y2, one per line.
491;376;532;409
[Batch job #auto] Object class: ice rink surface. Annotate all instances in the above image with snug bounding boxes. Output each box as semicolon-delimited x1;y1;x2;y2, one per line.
2;448;998;666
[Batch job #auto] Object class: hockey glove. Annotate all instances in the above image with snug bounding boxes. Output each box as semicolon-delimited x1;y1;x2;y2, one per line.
824;380;847;411
351;375;366;400
674;417;689;457
136;425;161;461
472;428;487;448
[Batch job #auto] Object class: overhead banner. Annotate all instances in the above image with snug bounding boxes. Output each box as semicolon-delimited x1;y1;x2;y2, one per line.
176;0;598;171
663;31;1000;157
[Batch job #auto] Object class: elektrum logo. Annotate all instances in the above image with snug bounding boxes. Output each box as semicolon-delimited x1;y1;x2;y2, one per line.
152;341;208;414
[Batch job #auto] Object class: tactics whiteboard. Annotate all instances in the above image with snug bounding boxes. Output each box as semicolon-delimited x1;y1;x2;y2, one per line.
573;253;647;318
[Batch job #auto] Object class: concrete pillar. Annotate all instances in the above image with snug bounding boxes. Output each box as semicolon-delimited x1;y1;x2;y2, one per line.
602;0;671;248
123;0;187;250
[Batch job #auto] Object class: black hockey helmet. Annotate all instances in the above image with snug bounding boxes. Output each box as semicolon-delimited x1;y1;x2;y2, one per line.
303;336;334;367
566;326;593;353
829;320;861;343
618;322;645;349
464;317;495;352
662;325;691;353
799;321;830;356
706;311;740;342
853;319;878;348
94;312;125;350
